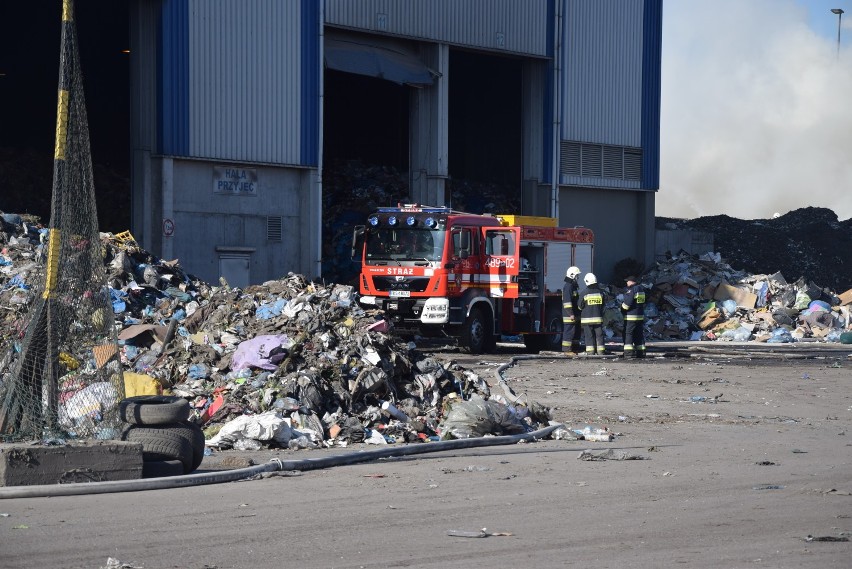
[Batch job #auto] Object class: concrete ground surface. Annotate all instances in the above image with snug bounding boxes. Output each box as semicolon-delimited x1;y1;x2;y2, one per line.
1;342;850;569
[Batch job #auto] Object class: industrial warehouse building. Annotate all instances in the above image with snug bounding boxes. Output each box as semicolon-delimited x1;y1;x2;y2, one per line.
128;0;663;287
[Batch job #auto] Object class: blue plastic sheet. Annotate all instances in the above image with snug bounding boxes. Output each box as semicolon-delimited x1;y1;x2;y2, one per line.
110;287;127;313
256;298;288;320
187;363;210;379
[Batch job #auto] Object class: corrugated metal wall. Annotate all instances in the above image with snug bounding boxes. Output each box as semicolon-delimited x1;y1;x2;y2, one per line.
561;0;644;147
159;0;189;157
185;0;306;165
325;0;551;57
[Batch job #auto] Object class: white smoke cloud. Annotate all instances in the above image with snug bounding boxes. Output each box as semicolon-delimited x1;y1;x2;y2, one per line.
659;0;852;221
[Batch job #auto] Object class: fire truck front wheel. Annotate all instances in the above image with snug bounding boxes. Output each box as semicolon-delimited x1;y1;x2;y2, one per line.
462;306;493;354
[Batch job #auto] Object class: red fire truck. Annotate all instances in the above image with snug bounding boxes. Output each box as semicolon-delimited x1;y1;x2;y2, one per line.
352;204;594;353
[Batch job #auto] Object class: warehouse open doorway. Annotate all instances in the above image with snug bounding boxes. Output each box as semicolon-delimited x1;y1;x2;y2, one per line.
321;66;412;285
2;1;130;233
447;49;523;214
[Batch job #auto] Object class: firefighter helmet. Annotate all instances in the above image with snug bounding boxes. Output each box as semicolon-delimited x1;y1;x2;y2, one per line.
583;273;597;286
566;266;581;279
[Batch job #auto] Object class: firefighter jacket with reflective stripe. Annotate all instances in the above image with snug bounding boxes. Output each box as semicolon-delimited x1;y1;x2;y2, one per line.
621;284;646;321
578;284;604;325
561;277;581;323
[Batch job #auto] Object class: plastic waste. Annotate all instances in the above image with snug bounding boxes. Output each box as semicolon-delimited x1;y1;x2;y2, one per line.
287;435;312;449
233;438;263;451
825;329;842;343
720;326;752;341
187;363;209;380
224;368;253;381
573;425;613;442
438;395;527;439
753;281;768;307
273;397;301;411
766;328;794;343
206;410;293;447
231;334;292;371
256;298;288;320
720;299;738;316
549;422;580;440
794;291;811;310
380;401;411;423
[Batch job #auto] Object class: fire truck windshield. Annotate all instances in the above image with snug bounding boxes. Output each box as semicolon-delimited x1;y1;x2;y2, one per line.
365;228;445;262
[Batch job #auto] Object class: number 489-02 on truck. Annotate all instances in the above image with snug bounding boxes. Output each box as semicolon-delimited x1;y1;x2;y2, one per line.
351;204;594;354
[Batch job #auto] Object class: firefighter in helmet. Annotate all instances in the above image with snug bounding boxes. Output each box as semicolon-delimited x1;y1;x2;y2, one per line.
621;275;646;358
578;272;607;355
561;266;583;354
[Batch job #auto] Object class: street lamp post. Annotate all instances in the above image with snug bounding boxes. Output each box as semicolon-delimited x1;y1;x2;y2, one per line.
831;8;844;60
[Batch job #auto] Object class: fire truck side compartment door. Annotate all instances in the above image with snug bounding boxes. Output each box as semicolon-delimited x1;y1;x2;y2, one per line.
573;243;594;277
481;226;520;299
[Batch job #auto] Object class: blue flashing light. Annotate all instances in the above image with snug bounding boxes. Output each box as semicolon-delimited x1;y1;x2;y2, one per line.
405;216;416;226
388;216;398;226
368;216;379;226
424;217;435;227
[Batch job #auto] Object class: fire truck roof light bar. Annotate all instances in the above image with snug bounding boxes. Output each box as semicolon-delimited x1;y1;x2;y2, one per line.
376;205;452;214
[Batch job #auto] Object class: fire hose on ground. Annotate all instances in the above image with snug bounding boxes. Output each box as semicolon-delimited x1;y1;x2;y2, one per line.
0;424;559;500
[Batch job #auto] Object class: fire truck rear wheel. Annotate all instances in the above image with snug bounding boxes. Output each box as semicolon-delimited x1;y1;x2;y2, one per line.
462;306;492;354
543;306;564;351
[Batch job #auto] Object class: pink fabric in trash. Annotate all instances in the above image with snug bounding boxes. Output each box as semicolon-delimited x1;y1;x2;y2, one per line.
367;320;390;333
231;334;292;371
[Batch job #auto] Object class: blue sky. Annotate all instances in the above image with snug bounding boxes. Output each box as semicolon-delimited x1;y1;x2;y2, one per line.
799;0;849;43
659;0;852;221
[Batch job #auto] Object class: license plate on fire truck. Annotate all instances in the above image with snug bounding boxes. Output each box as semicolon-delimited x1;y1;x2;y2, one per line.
389;290;410;298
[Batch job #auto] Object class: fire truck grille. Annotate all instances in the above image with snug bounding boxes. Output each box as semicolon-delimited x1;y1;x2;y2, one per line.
371;277;431;293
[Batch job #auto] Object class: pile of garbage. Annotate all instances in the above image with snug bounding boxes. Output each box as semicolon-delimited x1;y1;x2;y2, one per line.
658;207;852;291
608;251;852;344
1;211;554;448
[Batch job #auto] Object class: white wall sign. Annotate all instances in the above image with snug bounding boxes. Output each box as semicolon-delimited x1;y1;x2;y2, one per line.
213;166;258;196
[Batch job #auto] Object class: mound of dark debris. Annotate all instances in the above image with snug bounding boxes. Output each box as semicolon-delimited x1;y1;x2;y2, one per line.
657;207;852;291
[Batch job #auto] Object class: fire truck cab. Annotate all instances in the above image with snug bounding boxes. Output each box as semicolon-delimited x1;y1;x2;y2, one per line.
352;204;594;354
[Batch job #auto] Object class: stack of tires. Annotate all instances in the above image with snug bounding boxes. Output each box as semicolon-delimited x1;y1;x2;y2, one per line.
118;395;206;478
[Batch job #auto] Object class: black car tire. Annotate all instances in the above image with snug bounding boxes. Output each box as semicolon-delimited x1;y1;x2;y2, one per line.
120;424;195;473
119;395;190;426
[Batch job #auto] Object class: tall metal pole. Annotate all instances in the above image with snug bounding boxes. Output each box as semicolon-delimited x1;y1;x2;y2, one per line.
832;9;844;61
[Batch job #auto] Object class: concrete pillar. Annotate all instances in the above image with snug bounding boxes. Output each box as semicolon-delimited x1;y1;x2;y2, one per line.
410;43;448;206
160;157;174;260
521;60;547;216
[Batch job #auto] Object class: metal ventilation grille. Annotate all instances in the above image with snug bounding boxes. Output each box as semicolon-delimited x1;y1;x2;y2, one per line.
583;145;602;177
624;149;642;181
560;141;642;181
603;145;622;178
267;216;283;241
561;141;582;176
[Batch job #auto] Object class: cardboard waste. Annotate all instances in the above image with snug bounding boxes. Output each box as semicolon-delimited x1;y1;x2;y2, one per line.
611;251;852;343
1;211;555;450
